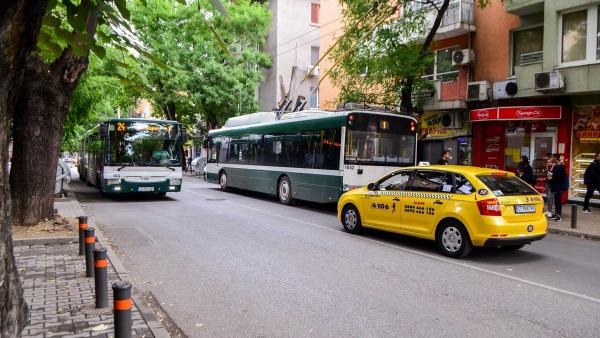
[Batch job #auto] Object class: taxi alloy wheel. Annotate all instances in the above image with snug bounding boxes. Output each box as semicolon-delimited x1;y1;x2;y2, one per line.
437;221;472;258
219;172;228;192
342;205;362;234
278;176;292;205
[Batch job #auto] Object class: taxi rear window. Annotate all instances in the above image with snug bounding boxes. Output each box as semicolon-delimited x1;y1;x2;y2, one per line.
477;175;537;196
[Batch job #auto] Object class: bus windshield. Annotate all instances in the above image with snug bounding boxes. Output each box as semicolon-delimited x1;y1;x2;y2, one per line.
107;121;182;166
344;114;415;166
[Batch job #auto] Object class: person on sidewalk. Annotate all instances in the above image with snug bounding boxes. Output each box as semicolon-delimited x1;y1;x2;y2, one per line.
517;156;535;186
549;153;566;221
583;152;600;213
437;149;451;165
544;155;554;217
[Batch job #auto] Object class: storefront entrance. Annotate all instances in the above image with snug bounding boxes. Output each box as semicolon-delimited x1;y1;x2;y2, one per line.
530;132;556;177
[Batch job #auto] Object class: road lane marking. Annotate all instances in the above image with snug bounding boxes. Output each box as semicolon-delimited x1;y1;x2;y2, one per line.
182;188;600;306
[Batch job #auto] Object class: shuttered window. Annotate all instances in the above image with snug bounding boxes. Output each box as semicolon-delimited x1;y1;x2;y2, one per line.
311;3;320;25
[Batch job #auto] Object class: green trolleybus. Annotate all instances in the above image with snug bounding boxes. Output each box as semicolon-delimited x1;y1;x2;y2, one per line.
79;118;184;195
205;111;417;204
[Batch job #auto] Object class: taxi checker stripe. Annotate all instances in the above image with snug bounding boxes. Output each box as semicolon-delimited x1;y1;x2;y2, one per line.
368;191;452;199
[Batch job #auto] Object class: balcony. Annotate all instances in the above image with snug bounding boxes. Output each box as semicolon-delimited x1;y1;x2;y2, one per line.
418;0;476;39
505;0;543;16
422;68;468;111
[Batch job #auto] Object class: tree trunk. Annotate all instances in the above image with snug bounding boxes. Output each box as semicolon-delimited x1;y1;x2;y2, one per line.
0;0;48;335
10;5;98;227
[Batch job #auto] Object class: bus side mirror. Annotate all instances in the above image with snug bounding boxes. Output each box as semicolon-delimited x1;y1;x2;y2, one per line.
99;123;108;137
367;183;377;191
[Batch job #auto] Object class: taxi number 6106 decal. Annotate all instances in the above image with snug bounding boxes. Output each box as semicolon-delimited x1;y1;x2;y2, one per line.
371;203;389;209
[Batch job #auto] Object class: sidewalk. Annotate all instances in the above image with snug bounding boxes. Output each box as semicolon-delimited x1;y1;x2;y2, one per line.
547;204;600;240
14;198;169;338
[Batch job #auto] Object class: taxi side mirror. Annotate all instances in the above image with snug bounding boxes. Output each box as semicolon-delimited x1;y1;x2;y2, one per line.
367;183;377;191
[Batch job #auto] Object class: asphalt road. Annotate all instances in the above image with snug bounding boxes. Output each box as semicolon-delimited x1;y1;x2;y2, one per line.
73;173;600;337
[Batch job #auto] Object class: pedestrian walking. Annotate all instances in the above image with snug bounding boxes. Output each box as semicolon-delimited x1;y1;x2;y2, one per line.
544;155;554;217
437;149;451;165
517;156;535;186
187;156;193;173
582;152;600;213
548;153;566;221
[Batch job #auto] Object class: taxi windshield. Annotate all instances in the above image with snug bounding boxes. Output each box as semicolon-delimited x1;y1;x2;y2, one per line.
477;175;538;196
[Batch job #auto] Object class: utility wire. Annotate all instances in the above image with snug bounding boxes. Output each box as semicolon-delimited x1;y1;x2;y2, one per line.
267;16;342;52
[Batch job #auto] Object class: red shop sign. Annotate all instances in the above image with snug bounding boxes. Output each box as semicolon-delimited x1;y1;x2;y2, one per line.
470;108;498;121
470;106;562;121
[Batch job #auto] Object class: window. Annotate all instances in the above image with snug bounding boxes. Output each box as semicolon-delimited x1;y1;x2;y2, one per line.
559;6;600;64
423;47;460;81
454;174;475;195
311;46;320;65
512;26;543;74
377;171;412;191
477;175;538;196
562;10;587;63
309;87;318;109
410;171;452;193
310;3;320;25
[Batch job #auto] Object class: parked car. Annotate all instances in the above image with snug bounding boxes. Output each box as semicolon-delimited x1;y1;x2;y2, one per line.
338;165;548;258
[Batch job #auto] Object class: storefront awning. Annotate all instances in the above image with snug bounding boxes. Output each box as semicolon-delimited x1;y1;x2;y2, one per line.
469;106;562;122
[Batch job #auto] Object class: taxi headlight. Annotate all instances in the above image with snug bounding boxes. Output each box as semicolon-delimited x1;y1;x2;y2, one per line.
170;178;182;185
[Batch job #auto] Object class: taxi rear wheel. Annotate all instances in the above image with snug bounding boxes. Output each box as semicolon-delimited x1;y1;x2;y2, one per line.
342;205;362;234
436;220;472;258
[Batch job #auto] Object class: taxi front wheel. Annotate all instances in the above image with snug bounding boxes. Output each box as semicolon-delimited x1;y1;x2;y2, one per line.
342;205;363;234
436;221;472;258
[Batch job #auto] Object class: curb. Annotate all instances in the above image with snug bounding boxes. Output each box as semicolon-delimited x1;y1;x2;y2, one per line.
67;191;171;338
548;227;600;241
13;237;77;246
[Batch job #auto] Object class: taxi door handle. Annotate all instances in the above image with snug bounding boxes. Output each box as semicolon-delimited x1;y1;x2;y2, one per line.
433;200;443;205
393;198;400;201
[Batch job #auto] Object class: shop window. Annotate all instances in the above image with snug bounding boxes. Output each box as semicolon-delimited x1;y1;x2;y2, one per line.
512;26;543;74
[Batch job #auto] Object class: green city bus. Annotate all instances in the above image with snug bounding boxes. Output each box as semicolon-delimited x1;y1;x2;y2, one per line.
205;110;417;204
79;118;184;195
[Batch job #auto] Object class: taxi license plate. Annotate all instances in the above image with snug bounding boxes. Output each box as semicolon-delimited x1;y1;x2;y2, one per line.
515;205;535;214
138;187;154;192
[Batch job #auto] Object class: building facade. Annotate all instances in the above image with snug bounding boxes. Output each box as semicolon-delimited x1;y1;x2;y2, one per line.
259;0;321;112
469;0;600;203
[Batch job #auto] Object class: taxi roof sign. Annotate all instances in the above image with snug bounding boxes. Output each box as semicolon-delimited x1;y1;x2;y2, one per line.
418;161;430;166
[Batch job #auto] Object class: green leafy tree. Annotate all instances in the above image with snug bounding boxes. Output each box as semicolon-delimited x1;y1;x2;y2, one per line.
131;0;271;129
326;0;451;114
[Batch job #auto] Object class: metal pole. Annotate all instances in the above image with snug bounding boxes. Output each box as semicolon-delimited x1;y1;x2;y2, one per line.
93;248;108;308
571;204;577;229
83;228;95;277
113;281;133;338
78;216;88;255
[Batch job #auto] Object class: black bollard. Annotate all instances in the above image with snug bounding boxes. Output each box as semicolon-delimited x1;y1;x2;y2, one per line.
113;281;133;338
83;228;95;277
78;216;88;255
571;205;577;229
93;248;108;308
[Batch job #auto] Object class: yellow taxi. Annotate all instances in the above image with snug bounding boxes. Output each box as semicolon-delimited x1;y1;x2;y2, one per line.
338;165;548;258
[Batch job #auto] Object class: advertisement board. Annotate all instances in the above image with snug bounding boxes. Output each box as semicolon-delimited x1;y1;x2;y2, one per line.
570;106;600;200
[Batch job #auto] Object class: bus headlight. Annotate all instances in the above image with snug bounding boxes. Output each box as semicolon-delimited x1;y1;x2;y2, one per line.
105;179;121;185
170;178;182;185
343;184;350;192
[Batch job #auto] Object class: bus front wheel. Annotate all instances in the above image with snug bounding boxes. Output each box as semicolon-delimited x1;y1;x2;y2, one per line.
278;176;292;205
219;172;228;192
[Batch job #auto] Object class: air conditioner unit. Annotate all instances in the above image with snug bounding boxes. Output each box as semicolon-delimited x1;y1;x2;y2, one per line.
440;112;462;129
493;80;518;100
466;81;489;101
452;49;475;66
307;65;319;76
535;71;565;92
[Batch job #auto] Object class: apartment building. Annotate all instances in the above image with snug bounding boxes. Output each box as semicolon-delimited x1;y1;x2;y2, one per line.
468;0;600;203
259;0;321;112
